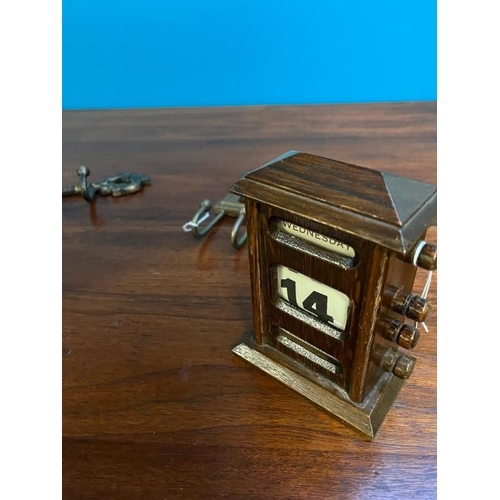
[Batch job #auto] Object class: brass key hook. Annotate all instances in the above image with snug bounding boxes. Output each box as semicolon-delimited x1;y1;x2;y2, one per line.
183;193;247;249
231;207;247;250
183;199;225;238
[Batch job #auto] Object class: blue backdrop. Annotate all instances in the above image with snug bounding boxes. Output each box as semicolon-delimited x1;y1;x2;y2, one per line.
63;1;436;109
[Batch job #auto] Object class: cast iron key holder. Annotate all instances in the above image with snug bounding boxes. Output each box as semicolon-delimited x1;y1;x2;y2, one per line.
62;166;151;202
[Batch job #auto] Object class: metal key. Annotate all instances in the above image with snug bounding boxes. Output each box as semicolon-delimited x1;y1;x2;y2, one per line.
63;166;151;202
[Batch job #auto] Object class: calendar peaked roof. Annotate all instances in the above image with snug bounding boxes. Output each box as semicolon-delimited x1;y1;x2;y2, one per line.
230;151;437;254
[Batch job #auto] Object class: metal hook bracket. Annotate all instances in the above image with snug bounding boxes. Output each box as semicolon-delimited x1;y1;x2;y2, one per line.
213;193;244;217
183;193;247;249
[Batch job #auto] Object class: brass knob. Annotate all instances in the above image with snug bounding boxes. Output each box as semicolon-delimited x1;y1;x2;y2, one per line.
414;242;437;271
382;319;420;349
379;350;416;379
393;354;416;379
406;295;431;323
382;318;404;343
397;324;420;349
391;289;431;323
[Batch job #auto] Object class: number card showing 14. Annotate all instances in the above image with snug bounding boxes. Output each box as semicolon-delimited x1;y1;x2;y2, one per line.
277;265;350;331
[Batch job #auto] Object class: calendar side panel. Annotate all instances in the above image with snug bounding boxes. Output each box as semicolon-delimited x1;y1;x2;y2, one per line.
245;199;273;346
348;244;390;402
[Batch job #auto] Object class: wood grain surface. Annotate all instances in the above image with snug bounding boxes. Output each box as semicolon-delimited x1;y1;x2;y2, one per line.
62;102;437;500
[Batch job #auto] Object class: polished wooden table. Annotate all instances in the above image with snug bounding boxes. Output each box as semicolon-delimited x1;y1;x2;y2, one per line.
63;103;437;499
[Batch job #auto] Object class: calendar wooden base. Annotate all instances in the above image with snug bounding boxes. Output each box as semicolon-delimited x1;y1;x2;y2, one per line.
233;341;405;440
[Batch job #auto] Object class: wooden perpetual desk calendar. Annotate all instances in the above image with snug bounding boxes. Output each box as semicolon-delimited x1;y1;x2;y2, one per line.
231;151;437;439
